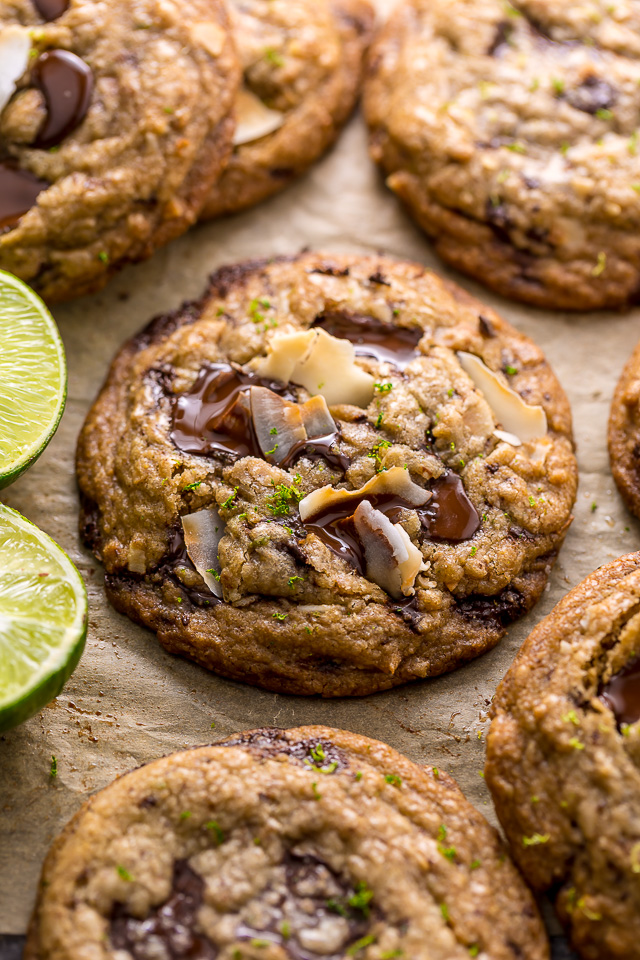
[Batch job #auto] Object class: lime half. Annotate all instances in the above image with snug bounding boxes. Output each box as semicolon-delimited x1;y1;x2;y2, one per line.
0;504;87;732
0;270;67;489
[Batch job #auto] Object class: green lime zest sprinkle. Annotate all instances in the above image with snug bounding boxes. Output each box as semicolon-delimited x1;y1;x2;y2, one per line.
117;865;133;882
267;476;304;516
98;251;109;263
348;881;374;917
374;382;393;393
577;898;602;921
522;833;550;847
265;444;279;456
179;811;192;821
347;934;376;955
273;612;288;621
50;756;57;778
592;251;607;277
221;486;239;509
311;781;321;800
205;820;225;845
385;773;402;787
182;480;203;492
569;737;585;751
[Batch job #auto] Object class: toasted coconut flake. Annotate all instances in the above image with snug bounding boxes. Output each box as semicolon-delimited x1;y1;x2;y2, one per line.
234;87;284;146
353;501;425;598
190;21;226;57
0;26;30;116
494;429;522;447
253;329;375;407
182;508;224;598
298;466;430;523
251;386;306;464
458;352;547;444
300;395;336;438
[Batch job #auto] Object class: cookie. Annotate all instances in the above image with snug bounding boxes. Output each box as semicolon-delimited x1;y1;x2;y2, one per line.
77;252;577;697
0;0;239;302
364;0;640;311
25;725;550;960
609;339;640;519
485;553;640;960
200;0;374;220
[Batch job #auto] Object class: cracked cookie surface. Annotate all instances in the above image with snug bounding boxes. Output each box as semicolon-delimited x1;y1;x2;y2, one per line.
0;0;239;302
609;338;640;518
200;0;373;220
364;0;640;311
76;252;577;697
486;553;640;960
25;725;550;960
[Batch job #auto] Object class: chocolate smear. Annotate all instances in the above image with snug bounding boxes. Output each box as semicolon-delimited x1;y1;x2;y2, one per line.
32;0;69;20
110;860;218;960
33;50;93;148
600;655;640;728
314;312;422;370
420;474;480;541
0;163;48;229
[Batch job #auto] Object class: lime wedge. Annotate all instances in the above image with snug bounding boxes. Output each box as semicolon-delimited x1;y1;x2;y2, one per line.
0;270;67;489
0;504;87;732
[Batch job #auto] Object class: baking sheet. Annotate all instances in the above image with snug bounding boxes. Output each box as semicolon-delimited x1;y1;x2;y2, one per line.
0;4;638;952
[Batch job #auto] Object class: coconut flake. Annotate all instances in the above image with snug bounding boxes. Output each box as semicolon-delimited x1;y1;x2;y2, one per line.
0;26;30;117
353;500;425;599
493;429;522;447
299;466;430;523
458;351;547;444
234;87;284;146
300;395;336;438
250;386;306;464
253;329;375;407
182;508;224;598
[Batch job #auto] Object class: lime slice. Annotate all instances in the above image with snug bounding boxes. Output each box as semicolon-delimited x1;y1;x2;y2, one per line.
0;504;87;732
0;270;67;489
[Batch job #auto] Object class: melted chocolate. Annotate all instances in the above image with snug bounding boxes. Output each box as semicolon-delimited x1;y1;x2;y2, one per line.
304;473;479;577
32;0;69;20
172;364;273;460
222;729;349;772
110;860;218;960
171;364;347;471
281;433;351;472
600;655;640;728
305;491;420;576
33;50;93;149
314;313;422;370
566;76;616;116
420;474;481;541
0;164;48;230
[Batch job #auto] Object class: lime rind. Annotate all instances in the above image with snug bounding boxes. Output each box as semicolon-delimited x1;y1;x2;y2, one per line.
0;505;87;732
0;269;67;489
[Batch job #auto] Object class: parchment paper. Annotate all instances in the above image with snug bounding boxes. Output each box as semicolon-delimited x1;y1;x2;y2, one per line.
1;4;638;951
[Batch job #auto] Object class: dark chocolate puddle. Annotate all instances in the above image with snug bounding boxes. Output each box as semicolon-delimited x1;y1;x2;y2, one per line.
313;312;422;370
0;164;49;230
110;860;218;960
33;50;93;148
32;0;69;20
600;655;640;729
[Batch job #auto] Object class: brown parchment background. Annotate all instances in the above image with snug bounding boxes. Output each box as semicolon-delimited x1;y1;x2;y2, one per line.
1;0;639;943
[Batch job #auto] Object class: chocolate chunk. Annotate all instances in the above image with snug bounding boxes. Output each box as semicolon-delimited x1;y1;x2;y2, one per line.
313;312;422;370
0;163;49;230
565;76;616;116
455;587;527;627
420;474;480;542
600;655;640;728
110;860;218;960
479;315;496;338
33;50;94;148
32;0;69;20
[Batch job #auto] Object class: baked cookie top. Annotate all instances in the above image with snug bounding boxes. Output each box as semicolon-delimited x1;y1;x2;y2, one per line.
486;553;640;960
77;252;577;697
25;726;550;960
200;0;373;220
610;338;640;519
364;0;640;311
0;0;239;302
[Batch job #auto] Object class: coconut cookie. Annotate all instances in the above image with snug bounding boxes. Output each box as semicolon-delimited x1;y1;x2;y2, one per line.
0;0;239;302
200;0;374;220
364;0;640;311
77;252;577;697
486;553;640;960
25;726;551;960
610;339;640;519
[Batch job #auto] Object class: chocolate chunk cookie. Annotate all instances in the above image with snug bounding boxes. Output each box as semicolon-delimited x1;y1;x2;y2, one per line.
25;726;550;960
200;0;374;220
609;339;640;519
486;553;640;960
364;1;640;311
0;0;239;302
77;252;577;697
